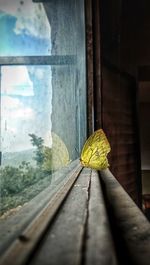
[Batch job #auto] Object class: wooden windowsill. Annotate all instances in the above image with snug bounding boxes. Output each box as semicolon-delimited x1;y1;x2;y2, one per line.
0;164;150;265
0;163;117;265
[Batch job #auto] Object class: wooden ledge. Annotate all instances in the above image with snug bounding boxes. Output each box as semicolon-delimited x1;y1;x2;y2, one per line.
0;166;117;265
100;169;150;265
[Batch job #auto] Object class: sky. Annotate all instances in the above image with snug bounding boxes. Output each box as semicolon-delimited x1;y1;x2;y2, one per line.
1;65;52;153
0;0;51;56
0;0;52;154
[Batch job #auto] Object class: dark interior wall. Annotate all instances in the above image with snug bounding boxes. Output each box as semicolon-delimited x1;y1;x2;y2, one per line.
120;0;150;175
101;66;141;204
100;0;122;67
139;103;150;170
100;0;143;205
121;0;150;74
100;0;150;200
101;0;150;74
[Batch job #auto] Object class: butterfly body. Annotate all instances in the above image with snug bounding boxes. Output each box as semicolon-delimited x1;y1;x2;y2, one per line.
80;129;111;170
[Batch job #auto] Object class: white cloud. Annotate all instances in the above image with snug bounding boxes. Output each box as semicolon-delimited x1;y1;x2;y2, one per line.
0;0;51;39
7;127;17;134
12;107;34;119
2;66;34;96
2;96;22;109
0;0;19;15
1;95;35;152
1;96;34;121
35;68;44;80
1;128;33;153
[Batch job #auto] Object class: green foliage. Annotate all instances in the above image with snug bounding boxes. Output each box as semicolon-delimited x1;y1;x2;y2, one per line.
29;133;53;172
29;133;45;166
42;146;52;172
0;133;53;216
1;166;22;196
0;161;52;215
0;161;48;197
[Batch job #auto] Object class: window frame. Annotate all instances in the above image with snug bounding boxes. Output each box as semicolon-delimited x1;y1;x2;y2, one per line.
0;54;76;166
0;0;99;258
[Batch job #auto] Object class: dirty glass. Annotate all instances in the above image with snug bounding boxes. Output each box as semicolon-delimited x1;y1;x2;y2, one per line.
0;0;86;223
0;0;51;56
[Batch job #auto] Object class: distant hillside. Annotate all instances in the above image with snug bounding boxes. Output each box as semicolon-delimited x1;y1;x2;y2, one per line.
2;149;36;167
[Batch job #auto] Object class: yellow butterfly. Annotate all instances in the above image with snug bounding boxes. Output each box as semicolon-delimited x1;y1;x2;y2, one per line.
80;129;111;170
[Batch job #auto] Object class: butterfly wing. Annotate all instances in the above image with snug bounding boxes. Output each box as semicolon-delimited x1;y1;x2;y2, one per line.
80;129;111;170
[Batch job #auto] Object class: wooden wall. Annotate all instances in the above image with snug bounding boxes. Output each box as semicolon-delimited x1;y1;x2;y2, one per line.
121;0;150;74
99;0;150;206
101;65;141;205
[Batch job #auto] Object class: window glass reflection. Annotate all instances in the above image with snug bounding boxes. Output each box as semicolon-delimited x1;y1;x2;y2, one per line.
0;0;51;56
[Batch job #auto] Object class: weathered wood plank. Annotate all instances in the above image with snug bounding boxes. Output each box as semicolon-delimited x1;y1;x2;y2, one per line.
85;170;118;265
100;169;150;265
28;168;91;265
0;165;82;265
0;161;79;255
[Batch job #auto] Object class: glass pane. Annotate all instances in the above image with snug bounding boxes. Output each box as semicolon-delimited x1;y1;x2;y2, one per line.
0;0;86;245
0;65;52;214
0;0;51;56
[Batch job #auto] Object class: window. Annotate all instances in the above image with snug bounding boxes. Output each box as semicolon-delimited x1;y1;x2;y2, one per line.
0;0;86;222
